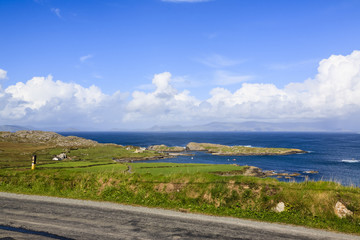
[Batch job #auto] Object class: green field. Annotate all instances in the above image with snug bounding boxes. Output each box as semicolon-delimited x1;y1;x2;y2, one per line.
0;135;360;235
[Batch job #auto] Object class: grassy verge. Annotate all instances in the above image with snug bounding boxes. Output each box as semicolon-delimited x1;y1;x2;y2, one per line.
0;140;359;235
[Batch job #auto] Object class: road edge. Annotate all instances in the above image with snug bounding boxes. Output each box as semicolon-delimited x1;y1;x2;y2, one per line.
1;191;359;240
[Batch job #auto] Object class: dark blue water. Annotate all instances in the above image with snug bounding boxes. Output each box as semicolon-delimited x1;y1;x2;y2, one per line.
59;132;360;186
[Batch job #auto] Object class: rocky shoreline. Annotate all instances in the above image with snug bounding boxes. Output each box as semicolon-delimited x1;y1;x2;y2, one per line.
213;165;319;179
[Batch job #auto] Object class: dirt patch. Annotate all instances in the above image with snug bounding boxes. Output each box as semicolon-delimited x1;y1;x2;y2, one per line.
262;185;279;196
203;192;212;202
227;180;241;195
154;181;187;193
154;183;165;192
212;170;245;176
187;189;200;198
129;184;138;192
166;183;185;193
166;183;175;192
97;177;115;195
213;166;266;177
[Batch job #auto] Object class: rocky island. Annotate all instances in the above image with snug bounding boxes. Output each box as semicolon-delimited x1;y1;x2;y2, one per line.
146;142;306;156
185;142;306;155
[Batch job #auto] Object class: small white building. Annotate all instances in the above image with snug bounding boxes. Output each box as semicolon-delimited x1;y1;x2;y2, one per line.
52;153;67;161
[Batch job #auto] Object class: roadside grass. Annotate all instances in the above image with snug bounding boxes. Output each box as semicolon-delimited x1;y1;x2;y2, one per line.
129;162;245;175
0;142;359;235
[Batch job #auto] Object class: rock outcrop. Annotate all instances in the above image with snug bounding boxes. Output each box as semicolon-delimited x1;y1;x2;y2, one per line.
0;130;99;147
243;166;267;177
334;201;353;218
273;202;286;212
186;142;224;151
147;144;185;152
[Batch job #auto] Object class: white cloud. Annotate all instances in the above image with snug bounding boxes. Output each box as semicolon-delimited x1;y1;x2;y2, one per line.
204;50;360;120
80;54;93;62
2;50;360;129
0;75;126;128
5;75;105;110
125;50;360;125
51;8;61;18
125;72;200;123
0;69;7;80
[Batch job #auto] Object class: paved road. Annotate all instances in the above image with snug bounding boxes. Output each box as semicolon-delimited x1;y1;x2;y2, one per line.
1;192;359;240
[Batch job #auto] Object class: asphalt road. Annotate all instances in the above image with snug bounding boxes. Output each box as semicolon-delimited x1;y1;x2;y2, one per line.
1;192;359;240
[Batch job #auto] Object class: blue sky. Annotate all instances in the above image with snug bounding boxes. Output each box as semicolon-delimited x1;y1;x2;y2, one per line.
1;0;360;130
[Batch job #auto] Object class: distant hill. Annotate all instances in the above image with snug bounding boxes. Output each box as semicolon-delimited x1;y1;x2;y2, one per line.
0;130;99;147
58;127;81;132
148;125;187;132
146;121;350;132
0;125;32;132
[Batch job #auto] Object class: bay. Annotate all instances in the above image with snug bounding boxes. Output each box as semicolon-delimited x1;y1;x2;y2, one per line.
59;132;360;186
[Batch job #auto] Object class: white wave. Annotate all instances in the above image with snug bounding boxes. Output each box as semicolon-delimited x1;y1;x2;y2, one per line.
342;159;360;163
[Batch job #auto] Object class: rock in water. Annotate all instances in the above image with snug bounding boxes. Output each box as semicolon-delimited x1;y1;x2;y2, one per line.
334;201;353;218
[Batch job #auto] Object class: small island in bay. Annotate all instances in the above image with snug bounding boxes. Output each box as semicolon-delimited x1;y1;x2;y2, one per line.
147;142;307;156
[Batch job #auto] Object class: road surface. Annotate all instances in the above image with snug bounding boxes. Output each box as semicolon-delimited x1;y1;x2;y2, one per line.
1;192;359;240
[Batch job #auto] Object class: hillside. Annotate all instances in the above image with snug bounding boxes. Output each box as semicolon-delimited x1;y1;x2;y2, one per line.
0;130;99;147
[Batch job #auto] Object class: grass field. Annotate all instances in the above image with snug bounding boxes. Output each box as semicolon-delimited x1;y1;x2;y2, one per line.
0;138;360;235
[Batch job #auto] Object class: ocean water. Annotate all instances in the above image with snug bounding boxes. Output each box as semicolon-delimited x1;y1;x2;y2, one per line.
59;132;360;186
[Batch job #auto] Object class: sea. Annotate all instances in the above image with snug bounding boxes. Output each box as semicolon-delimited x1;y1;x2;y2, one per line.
59;132;360;187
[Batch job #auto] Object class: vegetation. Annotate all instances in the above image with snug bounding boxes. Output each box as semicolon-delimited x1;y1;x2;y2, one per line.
186;142;306;155
147;144;185;152
0;131;359;235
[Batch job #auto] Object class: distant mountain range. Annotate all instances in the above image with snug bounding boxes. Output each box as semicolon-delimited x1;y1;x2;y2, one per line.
0;125;32;132
0;120;354;133
146;121;351;132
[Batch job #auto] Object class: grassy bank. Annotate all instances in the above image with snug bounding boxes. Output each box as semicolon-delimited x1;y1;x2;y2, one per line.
0;133;359;235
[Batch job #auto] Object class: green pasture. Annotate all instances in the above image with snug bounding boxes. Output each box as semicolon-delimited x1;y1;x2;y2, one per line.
128;162;245;175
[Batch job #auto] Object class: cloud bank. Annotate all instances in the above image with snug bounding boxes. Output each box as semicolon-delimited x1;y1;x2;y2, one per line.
1;50;360;130
0;75;125;128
